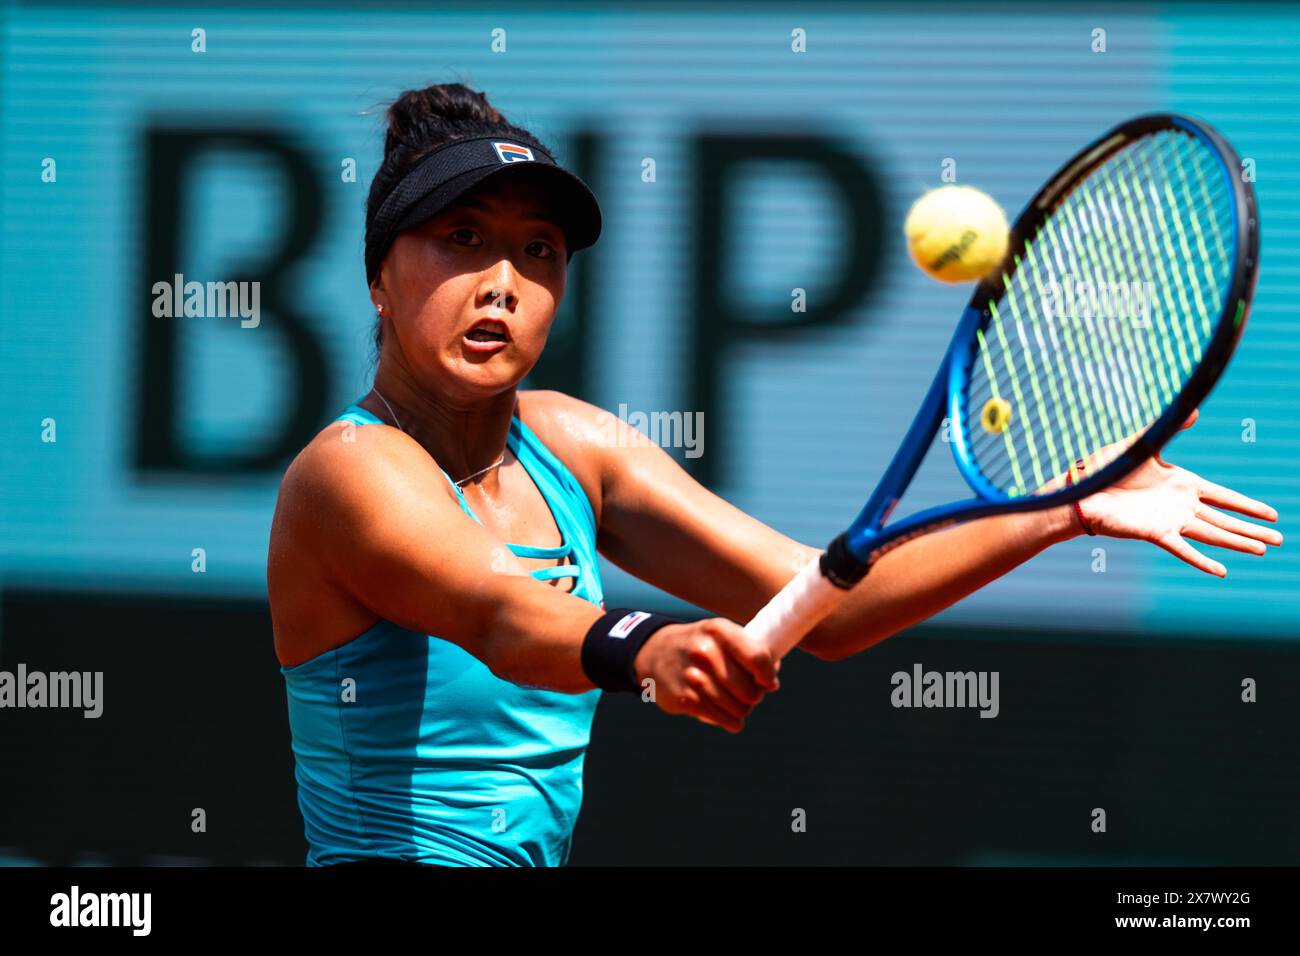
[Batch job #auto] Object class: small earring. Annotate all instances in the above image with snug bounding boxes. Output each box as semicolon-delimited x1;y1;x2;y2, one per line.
376;304;385;315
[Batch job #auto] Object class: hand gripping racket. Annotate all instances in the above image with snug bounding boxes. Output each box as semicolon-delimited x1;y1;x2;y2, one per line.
745;113;1260;658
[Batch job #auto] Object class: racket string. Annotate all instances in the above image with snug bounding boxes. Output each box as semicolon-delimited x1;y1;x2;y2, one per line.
963;128;1235;496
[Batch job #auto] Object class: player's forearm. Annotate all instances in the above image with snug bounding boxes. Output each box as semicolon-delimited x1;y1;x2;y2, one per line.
799;504;1080;660
469;576;607;693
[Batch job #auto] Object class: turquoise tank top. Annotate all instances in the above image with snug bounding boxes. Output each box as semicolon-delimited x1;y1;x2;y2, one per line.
280;402;604;866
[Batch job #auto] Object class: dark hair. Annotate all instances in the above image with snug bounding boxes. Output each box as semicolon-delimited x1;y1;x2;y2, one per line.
365;82;551;360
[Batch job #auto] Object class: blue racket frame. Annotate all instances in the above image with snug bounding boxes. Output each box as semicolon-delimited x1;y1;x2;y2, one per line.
835;113;1258;572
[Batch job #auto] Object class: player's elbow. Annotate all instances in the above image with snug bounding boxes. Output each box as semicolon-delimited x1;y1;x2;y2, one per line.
797;630;854;662
469;590;527;679
799;624;894;661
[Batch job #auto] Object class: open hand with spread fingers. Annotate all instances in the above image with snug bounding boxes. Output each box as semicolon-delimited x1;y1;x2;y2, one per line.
1076;409;1283;577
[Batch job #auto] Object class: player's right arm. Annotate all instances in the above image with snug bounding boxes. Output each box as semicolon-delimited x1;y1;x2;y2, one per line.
269;422;778;732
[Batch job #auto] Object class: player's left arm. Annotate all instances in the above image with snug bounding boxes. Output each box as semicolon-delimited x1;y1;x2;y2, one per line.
523;392;1280;661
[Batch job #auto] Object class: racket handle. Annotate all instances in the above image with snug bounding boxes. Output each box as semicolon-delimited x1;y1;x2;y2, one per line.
743;553;854;659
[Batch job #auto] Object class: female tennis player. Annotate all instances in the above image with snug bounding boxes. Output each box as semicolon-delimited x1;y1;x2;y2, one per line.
266;83;1282;867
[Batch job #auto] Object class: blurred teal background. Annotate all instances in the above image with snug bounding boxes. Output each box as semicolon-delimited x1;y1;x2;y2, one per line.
0;3;1296;866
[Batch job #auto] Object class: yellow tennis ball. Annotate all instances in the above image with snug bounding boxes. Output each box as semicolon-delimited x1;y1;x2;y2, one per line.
981;397;1012;434
904;186;1009;283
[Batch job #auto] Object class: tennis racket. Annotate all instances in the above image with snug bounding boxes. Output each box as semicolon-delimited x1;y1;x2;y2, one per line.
745;113;1260;658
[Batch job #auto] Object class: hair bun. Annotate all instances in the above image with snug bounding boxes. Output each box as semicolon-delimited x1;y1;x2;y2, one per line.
384;83;506;157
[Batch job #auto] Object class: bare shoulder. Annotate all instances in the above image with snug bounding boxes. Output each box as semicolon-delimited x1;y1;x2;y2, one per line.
288;419;452;508
268;419;464;665
271;419;458;571
516;389;620;519
516;389;615;440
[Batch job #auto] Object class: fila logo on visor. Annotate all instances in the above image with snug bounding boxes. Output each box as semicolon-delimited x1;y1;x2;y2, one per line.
608;611;650;639
493;142;535;164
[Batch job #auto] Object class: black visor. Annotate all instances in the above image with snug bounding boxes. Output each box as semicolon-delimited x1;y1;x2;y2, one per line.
364;135;602;283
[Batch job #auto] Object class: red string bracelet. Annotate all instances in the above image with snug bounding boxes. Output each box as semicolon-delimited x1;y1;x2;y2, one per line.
1065;457;1097;535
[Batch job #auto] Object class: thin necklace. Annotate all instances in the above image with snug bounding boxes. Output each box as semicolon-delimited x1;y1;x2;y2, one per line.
371;387;507;488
